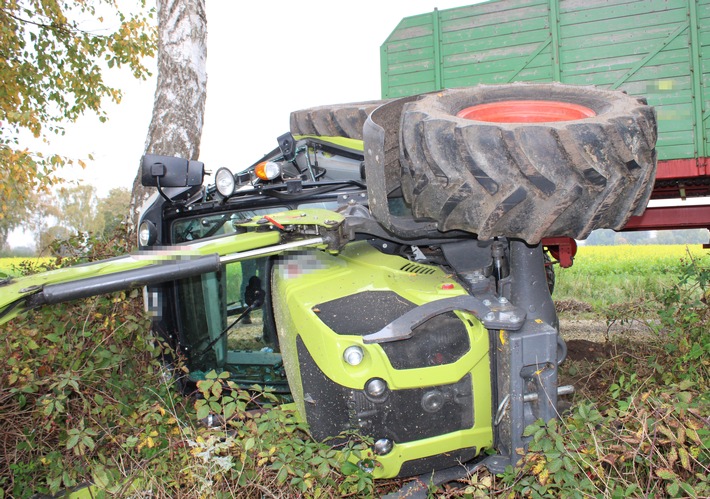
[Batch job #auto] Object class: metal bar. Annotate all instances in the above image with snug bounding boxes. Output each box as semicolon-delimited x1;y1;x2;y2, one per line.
687;0;706;157
623;205;710;231
362;294;525;344
37;254;222;306
432;8;443;90
494;385;574;426
505;38;552;83
220;237;324;265
610;23;687;90
548;0;562;81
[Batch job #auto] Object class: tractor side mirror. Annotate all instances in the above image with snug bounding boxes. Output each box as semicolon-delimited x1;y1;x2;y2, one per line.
141;154;205;188
277;132;297;162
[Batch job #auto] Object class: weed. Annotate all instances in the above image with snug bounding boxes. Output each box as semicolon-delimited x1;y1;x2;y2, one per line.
1;235;707;497
488;251;710;499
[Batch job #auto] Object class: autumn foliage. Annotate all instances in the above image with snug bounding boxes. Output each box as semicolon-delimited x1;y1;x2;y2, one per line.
0;1;156;234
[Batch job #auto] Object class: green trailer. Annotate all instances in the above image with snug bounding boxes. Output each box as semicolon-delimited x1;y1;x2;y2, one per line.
381;0;710;241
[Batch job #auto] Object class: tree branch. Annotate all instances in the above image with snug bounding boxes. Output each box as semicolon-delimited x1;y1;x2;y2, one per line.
0;7;107;39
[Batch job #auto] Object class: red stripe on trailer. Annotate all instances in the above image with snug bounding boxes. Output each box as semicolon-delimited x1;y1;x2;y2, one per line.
651;159;710;200
624;205;710;231
655;158;709;180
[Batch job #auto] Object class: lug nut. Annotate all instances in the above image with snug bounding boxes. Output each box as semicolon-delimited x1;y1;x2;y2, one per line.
374;438;393;455
343;346;364;366
365;378;387;397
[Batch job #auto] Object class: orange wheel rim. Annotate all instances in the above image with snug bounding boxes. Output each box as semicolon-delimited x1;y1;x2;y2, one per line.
456;100;597;123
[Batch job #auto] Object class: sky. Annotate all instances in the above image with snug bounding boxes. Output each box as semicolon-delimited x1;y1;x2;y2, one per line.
10;0;708;247
9;0;476;247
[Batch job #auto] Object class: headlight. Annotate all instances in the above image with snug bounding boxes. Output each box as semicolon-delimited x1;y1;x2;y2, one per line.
254;161;281;180
215;167;236;197
138;220;157;247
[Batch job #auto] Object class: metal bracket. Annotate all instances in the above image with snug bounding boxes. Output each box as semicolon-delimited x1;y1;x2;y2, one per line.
494;385;575;426
362;295;525;344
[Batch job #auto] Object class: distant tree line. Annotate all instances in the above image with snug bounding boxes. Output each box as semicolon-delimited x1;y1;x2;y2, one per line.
584;228;710;245
2;186;131;256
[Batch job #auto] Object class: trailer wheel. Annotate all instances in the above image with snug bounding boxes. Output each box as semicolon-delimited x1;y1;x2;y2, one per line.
398;83;657;243
290;100;387;140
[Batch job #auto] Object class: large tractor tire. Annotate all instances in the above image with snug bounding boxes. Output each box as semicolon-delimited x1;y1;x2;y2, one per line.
290;100;387;140
398;83;657;244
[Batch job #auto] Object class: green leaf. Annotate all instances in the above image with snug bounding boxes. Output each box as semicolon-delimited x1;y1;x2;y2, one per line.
625;484;639;496
678;379;695;391
92;466;110;489
223;401;237;420
340;461;360;475
43;400;55;417
523;423;540;437
547;457;563;473
276;466;288;484
66;434;80;450
82;435;95;450
579;403;589;419
656;468;677;480
534;427;546;443
195;401;210;420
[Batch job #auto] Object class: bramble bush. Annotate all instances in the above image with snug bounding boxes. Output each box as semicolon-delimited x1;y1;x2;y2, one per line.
489;252;709;499
0;298;375;498
1;232;707;498
0;229;374;498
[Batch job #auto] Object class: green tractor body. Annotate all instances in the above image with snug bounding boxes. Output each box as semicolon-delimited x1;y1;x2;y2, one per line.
272;242;492;478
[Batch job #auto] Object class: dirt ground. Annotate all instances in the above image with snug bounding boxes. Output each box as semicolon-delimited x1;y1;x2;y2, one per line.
560;318;655;358
554;298;667;399
556;298;657;360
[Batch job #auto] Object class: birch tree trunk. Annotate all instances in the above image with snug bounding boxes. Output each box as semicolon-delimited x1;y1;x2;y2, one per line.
129;0;207;225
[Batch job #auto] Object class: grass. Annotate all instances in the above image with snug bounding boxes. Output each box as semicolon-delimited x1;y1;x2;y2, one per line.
554;244;708;315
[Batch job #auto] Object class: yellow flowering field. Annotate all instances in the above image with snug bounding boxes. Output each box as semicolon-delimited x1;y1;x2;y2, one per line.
0;257;53;277
569;244;707;275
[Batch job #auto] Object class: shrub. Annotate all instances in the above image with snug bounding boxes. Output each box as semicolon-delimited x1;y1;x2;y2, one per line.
0;227;374;497
494;252;709;499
